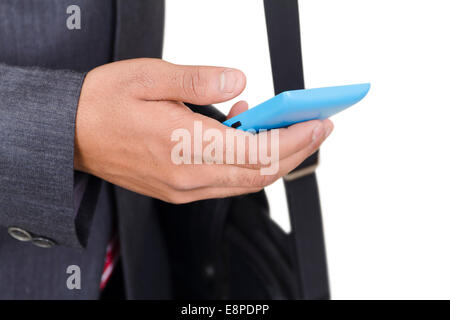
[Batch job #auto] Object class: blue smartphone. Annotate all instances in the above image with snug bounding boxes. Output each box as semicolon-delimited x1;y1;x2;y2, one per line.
223;83;370;131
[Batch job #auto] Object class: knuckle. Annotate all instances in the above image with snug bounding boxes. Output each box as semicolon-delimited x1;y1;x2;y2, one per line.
166;195;189;205
261;174;277;186
163;192;186;204
216;172;233;187
131;67;155;91
241;173;268;188
166;171;192;191
247;162;262;170
181;67;207;98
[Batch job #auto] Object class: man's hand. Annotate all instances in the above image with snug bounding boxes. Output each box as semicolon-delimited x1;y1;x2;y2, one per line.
74;58;333;204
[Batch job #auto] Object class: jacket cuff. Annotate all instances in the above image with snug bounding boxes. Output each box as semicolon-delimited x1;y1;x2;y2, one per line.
0;63;95;248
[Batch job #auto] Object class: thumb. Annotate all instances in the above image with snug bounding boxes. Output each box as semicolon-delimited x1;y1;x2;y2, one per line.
134;60;246;105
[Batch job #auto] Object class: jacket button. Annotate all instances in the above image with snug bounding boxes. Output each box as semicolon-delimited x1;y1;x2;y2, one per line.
8;227;32;242
31;237;56;248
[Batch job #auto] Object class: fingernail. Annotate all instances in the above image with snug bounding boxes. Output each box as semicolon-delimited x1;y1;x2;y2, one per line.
311;122;325;143
220;69;240;93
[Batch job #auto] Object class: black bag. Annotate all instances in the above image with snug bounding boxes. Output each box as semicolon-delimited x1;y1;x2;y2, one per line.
157;0;330;300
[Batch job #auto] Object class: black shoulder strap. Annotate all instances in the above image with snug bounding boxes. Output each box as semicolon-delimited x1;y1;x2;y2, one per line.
264;0;330;300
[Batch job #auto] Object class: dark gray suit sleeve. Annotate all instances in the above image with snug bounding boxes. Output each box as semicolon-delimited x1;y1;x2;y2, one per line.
0;63;99;248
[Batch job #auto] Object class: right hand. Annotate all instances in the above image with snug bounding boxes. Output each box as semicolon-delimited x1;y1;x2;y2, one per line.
74;58;333;204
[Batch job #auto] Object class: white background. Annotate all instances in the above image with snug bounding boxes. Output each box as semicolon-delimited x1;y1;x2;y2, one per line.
163;0;450;299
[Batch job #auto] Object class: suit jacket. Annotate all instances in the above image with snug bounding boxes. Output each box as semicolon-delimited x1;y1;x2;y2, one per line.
0;0;172;299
